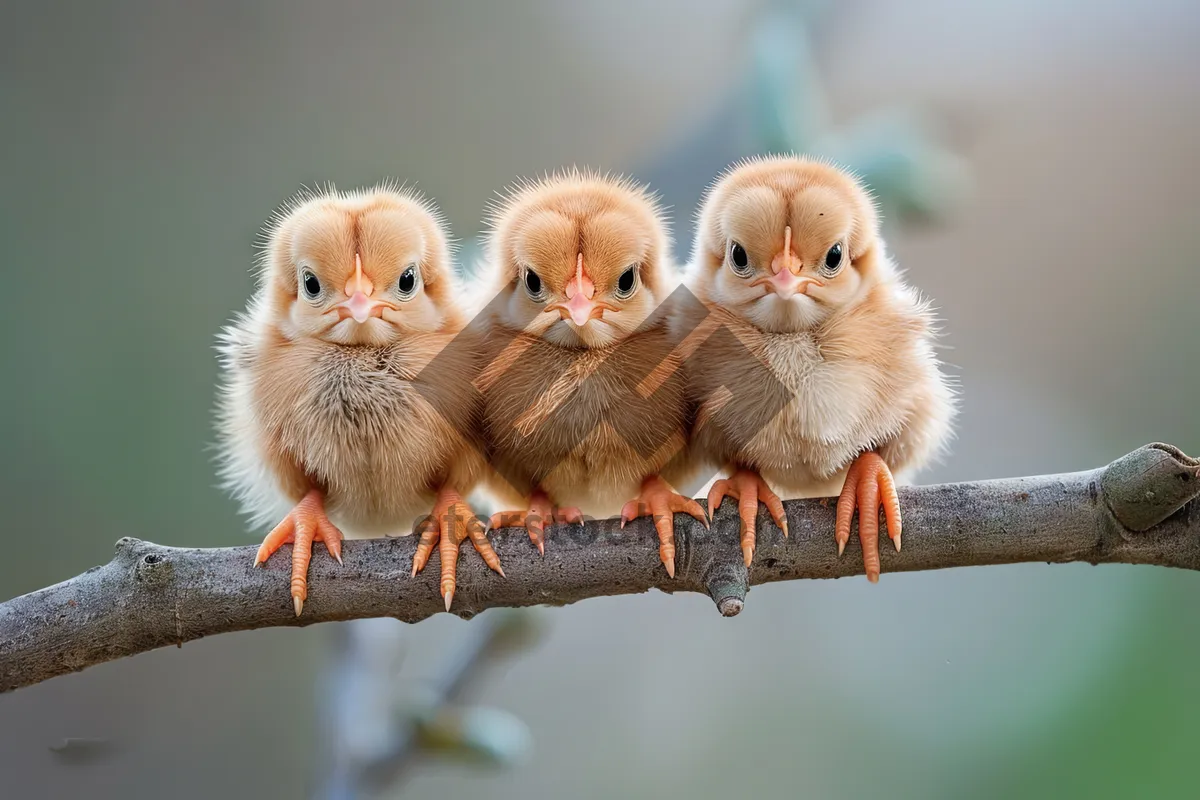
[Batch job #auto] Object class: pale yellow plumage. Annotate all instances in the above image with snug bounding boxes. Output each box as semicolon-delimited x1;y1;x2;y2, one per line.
216;184;499;614
685;155;957;579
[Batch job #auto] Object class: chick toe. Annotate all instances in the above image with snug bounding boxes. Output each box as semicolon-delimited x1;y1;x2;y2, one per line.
707;469;788;567
835;452;902;582
254;489;343;616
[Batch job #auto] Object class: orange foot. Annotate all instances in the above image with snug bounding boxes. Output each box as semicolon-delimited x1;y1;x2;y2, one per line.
413;486;504;611
835;451;902;583
621;476;708;579
708;468;788;567
254;488;344;617
488;490;583;556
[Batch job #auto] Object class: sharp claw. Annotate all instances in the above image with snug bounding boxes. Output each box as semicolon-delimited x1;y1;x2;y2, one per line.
894;532;902;552
333;551;343;565
837;539;847;557
498;566;507;578
444;591;454;612
781;518;789;537
867;571;880;584
664;556;675;579
743;545;754;567
293;595;303;617
706;486;724;519
683;505;709;527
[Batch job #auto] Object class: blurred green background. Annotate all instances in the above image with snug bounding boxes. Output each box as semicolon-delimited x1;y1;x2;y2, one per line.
2;1;1199;798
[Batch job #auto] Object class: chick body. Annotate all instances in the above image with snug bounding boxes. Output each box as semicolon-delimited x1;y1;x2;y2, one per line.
476;170;705;572
691;289;952;500
686;155;956;578
220;320;481;537
217;185;496;612
480;323;689;520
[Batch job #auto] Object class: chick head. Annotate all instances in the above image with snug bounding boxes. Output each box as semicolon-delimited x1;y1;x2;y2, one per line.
485;170;672;349
691;155;881;332
262;184;458;346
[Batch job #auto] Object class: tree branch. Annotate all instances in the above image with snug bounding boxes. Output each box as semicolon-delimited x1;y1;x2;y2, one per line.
2;443;1198;694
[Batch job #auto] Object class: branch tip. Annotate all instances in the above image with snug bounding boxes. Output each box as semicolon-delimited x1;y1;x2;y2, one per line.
717;597;744;617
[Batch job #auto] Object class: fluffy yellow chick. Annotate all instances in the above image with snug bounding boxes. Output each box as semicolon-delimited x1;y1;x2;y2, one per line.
216;184;501;614
685;155;956;580
476;170;706;576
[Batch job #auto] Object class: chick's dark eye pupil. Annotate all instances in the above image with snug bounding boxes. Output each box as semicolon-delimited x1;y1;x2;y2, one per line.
398;267;416;294
825;243;843;270
302;271;321;297
525;270;542;295
618;267;636;294
731;242;748;269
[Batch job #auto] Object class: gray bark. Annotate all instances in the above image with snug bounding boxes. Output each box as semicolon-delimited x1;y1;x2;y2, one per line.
2;442;1198;694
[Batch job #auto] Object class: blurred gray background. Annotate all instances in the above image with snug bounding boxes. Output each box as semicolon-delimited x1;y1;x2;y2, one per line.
2;1;1199;798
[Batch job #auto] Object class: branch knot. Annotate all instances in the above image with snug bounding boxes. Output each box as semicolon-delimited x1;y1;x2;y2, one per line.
1102;443;1200;533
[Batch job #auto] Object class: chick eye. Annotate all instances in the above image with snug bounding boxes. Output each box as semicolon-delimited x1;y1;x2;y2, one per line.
614;265;638;300
729;241;752;278
822;243;844;276
396;265;420;299
523;267;545;300
301;269;321;299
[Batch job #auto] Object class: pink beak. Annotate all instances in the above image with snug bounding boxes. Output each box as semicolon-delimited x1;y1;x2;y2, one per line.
342;293;375;324
336;252;391;323
751;226;823;300
547;254;613;326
